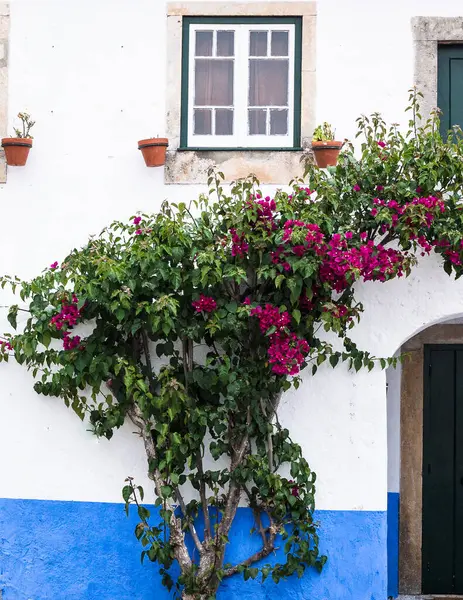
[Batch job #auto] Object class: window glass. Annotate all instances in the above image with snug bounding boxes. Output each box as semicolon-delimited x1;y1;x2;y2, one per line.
195;60;234;106
195;31;213;56
249;109;267;135
249;31;268;57
271;31;288;56
248;60;289;107
217;30;235;57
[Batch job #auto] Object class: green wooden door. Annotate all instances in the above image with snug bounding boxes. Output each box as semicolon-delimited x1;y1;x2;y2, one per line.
423;346;463;594
438;45;463;138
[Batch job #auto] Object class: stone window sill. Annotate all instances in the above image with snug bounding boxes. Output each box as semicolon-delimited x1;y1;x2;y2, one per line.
165;147;311;184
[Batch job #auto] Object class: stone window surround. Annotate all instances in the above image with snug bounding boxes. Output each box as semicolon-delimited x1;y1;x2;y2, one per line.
165;1;316;185
0;2;8;183
412;16;463;122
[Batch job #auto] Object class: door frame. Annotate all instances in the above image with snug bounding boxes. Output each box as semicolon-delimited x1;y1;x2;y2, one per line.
399;326;463;594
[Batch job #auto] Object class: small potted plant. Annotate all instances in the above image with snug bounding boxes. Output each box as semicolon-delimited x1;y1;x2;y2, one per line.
311;122;343;168
2;112;35;166
138;136;168;167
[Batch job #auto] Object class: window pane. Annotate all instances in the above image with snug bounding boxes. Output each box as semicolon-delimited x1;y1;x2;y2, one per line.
249;59;289;106
249;109;267;135
216;109;233;135
217;30;234;57
270;109;288;135
194;109;212;134
271;31;289;56
249;31;268;56
195;31;213;56
195;59;234;106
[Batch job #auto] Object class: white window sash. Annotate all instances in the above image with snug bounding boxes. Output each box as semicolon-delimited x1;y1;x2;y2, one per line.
187;23;296;149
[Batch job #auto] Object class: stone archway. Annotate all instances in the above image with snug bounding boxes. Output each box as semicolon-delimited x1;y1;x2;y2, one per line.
398;321;463;595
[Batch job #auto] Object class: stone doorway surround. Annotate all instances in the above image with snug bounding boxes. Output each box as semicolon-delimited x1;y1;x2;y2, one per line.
403;16;463;597
400;324;463;595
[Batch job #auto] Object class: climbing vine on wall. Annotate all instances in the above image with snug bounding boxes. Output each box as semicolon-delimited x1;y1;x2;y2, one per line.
2;90;463;599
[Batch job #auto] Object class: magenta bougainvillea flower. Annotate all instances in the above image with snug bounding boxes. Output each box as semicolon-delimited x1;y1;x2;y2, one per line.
250;304;309;375
50;261;59;270
192;295;217;313
50;296;84;351
133;216;142;225
230;228;249;257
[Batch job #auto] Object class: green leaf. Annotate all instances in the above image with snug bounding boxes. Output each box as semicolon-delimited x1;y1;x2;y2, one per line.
7;305;18;329
42;331;51;348
170;473;180;485
329;354;339;368
122;485;132;502
161;485;172;499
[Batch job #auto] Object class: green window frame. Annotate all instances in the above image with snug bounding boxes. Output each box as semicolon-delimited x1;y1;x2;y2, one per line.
180;16;303;151
438;44;463;139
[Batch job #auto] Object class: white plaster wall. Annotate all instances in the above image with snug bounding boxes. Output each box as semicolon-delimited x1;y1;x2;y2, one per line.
387;360;401;495
2;0;463;510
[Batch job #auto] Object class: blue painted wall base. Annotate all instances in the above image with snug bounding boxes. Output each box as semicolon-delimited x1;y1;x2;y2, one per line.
387;492;399;598
0;498;387;600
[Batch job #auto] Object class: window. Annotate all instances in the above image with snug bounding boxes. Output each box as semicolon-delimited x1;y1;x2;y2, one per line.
438;45;463;138
181;17;302;150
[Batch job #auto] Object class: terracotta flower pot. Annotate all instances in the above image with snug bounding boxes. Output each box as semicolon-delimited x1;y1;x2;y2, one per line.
1;137;33;166
311;140;344;169
138;138;168;167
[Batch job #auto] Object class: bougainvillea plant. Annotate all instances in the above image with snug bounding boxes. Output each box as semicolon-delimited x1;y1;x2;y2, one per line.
2;90;463;599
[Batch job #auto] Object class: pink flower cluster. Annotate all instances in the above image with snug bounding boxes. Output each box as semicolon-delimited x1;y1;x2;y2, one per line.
247;194;277;230
319;237;406;291
331;304;349;319
446;250;461;265
50;295;83;351
288;480;300;497
418;238;463;266
251;304;309;376
282;220;325;247
250;304;291;333
230;228;249;257
271;246;291;272
192;294;217;313
267;332;310;376
63;334;82;351
271;221;327;271
0;340;12;351
371;195;445;229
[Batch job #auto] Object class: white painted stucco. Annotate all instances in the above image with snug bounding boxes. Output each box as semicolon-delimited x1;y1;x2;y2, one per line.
2;0;463;511
387;360;401;495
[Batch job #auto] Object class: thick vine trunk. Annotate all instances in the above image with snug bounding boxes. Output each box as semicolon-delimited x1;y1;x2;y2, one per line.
181;595;208;600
